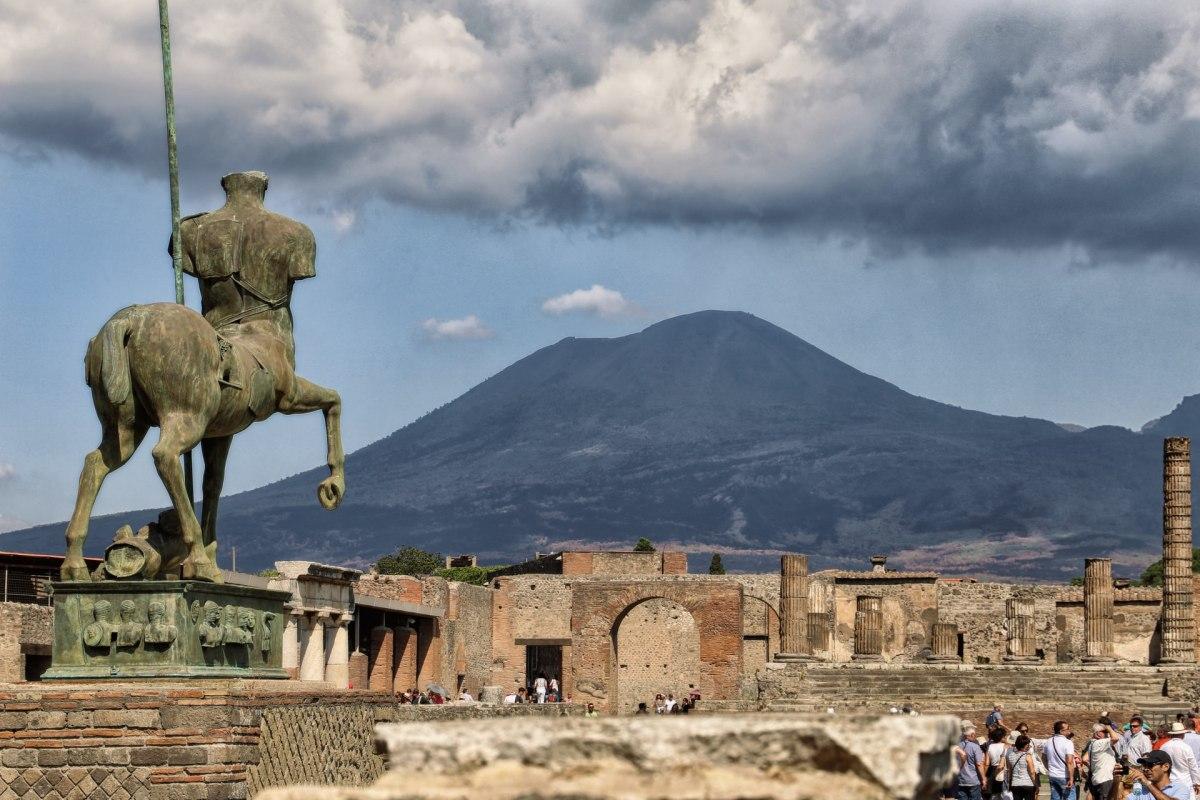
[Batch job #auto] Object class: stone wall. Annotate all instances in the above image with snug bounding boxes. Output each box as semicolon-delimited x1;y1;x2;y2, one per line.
0;684;577;800
0;603;52;682
1054;588;1162;664
488;576;573;692
828;578;937;662
936;581;1062;664
613;598;700;712
441;583;492;696
352;575;423;605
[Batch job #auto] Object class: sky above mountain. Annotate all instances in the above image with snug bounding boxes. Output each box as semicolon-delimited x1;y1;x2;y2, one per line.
3;1;1200;532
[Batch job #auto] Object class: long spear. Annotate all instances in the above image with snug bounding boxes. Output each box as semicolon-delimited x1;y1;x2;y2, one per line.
157;0;194;501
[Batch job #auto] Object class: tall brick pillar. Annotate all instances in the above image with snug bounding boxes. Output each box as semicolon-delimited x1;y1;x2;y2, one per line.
368;625;395;692
852;595;883;661
928;622;960;663
1083;558;1116;663
1003;598;1040;663
1162;437;1195;664
776;554;813;661
348;650;369;691
393;626;418;693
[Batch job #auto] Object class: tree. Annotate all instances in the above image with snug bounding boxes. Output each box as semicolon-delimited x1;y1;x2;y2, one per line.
256;567;280;578
1138;548;1200;587
375;546;444;576
708;553;726;575
633;537;655;553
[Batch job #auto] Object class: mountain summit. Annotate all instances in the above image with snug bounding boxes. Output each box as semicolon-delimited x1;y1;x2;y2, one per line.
3;311;1184;578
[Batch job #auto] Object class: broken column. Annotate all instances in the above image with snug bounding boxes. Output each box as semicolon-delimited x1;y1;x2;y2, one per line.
852;595;884;661
807;582;829;655
1161;437;1195;664
1003;598;1039;663
928;622;959;663
1083;558;1116;663
776;554;813;661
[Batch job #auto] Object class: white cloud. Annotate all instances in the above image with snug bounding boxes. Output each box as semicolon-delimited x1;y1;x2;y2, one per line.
0;463;15;482
541;285;638;318
0;514;28;534
1;1;1200;261
420;314;495;341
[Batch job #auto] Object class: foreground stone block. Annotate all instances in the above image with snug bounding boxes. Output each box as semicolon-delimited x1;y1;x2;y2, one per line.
257;713;958;800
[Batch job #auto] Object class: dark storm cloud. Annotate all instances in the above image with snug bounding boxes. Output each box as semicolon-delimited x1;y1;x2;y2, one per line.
1;1;1198;262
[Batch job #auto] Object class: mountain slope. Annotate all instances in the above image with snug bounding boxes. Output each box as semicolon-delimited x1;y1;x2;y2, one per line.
3;311;1185;579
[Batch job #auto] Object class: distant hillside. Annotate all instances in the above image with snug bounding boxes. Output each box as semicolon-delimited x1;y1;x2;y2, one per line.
4;310;1191;579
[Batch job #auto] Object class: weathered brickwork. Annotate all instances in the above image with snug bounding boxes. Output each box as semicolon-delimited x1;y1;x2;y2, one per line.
0;604;52;683
614;598;700;712
441;582;492;696
570;579;742;712
828;577;938;662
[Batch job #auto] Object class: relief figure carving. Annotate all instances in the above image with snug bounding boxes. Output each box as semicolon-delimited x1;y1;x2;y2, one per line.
82;600;117;650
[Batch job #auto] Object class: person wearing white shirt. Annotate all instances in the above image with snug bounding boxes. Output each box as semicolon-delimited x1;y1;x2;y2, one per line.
1125;718;1155;763
533;674;548;704
1183;716;1200;766
503;691;518;704
1045;722;1078;800
1160;723;1200;800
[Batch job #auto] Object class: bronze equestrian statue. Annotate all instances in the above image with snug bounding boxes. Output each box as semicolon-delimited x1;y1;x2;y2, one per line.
61;171;345;583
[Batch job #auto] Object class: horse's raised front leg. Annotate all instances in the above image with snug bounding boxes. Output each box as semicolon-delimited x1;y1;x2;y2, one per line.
200;435;232;567
62;420;146;580
153;415;222;583
279;376;345;510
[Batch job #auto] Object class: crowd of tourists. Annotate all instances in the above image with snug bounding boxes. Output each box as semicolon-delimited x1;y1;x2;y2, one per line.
502;673;564;704
631;691;701;715
946;703;1200;800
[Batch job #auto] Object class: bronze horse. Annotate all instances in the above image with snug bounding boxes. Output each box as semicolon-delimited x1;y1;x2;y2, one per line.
61;172;344;583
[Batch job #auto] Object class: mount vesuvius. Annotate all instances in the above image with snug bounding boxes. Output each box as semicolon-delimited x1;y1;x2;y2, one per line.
4;310;1192;579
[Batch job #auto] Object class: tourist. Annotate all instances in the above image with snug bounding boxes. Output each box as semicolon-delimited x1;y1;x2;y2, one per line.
1159;722;1200;800
503;689;519;704
1125;718;1155;763
981;727;1008;800
954;723;986;800
458;689;474;702
549;676;560;698
986;704;1004;733
1119;750;1191;799
517;687;527;704
585;703;599;718
1184;715;1200;764
664;693;677;713
1157;726;1174;750
1006;734;1038;800
635;702;650;715
1081;723;1120;800
1045;721;1078;800
534;672;548;704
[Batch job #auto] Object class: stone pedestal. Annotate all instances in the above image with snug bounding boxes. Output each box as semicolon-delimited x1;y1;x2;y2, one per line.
325;616;350;688
928;622;960;663
776;554;814;662
1083;558;1117;663
393;626;417;693
45;580;289;679
369;625;394;692
1162;437;1195;664
852;595;883;662
300;613;328;681
1003;598;1040;664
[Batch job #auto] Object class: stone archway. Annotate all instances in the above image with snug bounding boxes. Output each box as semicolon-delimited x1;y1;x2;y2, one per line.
613;598;700;714
570;580;742;713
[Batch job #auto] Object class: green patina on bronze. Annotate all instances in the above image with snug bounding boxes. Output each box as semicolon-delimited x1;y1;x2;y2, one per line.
45;580;290;680
60;171;346;585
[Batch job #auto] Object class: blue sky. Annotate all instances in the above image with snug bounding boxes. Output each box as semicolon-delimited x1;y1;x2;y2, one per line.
3;0;1200;531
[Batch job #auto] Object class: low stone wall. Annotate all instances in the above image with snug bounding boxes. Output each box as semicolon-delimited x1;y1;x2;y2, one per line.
0;683;575;800
258;713;960;800
0;603;53;682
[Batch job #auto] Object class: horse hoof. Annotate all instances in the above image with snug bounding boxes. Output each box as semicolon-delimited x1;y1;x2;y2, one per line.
318;477;344;510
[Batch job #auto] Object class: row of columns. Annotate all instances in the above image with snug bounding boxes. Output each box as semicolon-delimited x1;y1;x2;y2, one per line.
367;625;420;693
282;610;352;687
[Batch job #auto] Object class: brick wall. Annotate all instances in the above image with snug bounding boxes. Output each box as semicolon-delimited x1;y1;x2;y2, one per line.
0;685;578;800
0;603;52;683
353;575;423;605
441;583;492;696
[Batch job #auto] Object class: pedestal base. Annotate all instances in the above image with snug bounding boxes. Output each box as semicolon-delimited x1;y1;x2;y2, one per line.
1081;656;1117;664
925;656;960;664
45;580;290;680
1002;656;1042;665
774;652;819;663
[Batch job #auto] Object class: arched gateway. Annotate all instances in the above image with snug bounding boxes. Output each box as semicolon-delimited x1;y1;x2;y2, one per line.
570;580;743;713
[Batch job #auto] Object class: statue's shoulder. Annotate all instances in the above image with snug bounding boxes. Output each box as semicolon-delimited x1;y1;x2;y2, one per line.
176;210;241;279
259;210;316;280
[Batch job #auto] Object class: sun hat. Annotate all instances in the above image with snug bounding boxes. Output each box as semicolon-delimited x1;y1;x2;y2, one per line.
1168;721;1189;735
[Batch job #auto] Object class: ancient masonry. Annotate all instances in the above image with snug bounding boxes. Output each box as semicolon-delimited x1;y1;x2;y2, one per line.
851;595;883;662
775;555;811;661
1162;437;1195;663
1083;558;1116;663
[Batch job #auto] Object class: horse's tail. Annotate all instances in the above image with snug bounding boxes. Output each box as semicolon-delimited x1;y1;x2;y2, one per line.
91;314;133;406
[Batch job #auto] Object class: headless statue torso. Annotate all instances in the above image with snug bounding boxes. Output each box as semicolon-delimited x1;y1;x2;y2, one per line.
170;171;316;415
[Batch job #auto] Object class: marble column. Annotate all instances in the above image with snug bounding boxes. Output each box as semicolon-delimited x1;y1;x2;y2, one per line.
777;554;813;661
393;626;418;693
1003;598;1040;663
282;610;302;679
299;613;327;681
852;595;883;661
368;625;394;692
807;582;829;654
325;615;351;688
1162;437;1195;664
928;622;960;663
1083;558;1116;663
